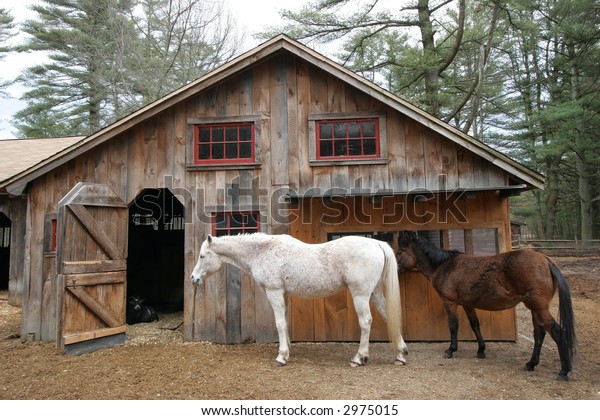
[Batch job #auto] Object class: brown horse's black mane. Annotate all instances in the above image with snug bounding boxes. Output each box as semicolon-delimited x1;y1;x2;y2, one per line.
415;237;461;267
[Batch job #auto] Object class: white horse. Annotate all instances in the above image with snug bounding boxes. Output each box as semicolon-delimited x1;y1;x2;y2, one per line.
191;233;408;367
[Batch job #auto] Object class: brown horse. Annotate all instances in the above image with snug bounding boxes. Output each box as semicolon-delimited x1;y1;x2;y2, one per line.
396;230;577;380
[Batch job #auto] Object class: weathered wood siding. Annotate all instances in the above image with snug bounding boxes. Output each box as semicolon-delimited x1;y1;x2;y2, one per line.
289;193;515;342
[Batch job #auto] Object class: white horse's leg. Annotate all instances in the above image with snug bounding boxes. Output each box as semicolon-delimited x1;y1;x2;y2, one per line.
265;288;290;366
371;290;408;365
351;294;372;367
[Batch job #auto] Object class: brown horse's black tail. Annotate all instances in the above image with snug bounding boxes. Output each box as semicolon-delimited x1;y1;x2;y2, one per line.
549;263;577;373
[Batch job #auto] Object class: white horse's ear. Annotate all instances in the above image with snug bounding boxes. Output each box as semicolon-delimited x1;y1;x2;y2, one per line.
207;235;213;244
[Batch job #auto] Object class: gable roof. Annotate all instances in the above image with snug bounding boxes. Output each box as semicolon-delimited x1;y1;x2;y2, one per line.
0;35;545;196
0;136;85;195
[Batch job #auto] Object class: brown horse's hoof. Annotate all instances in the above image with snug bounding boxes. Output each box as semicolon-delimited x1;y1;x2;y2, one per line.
557;373;569;381
525;362;536;372
443;351;453;359
476;352;486;359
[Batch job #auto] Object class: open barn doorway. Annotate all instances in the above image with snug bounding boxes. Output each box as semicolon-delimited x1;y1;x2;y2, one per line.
0;212;10;290
127;188;184;313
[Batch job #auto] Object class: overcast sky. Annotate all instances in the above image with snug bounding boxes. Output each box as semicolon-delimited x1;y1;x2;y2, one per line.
0;0;301;139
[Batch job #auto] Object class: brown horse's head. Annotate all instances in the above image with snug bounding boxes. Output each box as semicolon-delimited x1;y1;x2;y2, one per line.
396;230;419;272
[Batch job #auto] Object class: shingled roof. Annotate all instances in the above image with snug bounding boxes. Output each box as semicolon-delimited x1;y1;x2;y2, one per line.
0;137;84;194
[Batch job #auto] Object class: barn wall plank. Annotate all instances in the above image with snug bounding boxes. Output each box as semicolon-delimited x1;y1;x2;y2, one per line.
239;270;256;343
287;57;300;193
127;125;145;204
270;56;289;186
23;181;46;341
404;119;426;190
295;60;312;192
8;196;27;306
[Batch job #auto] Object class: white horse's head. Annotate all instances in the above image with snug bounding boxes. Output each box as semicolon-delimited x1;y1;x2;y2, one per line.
191;235;223;286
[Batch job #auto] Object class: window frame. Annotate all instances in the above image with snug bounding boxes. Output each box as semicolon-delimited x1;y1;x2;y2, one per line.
316;118;380;160
187;116;262;171
195;122;255;164
308;113;388;166
212;211;261;237
44;214;57;255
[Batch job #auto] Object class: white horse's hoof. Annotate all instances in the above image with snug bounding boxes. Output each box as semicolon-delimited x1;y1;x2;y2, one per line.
350;356;368;367
394;359;407;366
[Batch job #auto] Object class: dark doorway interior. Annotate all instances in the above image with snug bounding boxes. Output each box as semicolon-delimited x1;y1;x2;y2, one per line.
127;189;184;312
0;212;10;290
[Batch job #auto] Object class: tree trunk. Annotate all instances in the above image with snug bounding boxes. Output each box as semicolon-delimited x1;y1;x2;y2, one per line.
417;0;440;117
544;156;561;239
568;42;593;247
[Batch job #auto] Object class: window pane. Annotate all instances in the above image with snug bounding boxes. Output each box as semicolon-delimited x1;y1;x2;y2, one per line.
215;214;227;228
212;143;224;159
363;121;375;137
239;142;251;158
319;123;332;139
212;127;224;142
198;144;210;160
230;214;243;228
363;139;376;155
226;127;238;142
348;139;362;155
334;122;347;138
320;140;333;156
199;128;211;142
334;140;346;156
226;143;238;159
348;121;361;138
239;126;252;141
245;213;258;228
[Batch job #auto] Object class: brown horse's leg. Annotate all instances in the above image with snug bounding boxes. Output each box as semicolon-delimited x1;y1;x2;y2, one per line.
525;312;546;372
531;308;570;381
443;301;459;358
463;306;486;358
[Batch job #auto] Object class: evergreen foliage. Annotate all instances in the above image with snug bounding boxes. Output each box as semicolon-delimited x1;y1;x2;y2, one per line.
12;0;241;137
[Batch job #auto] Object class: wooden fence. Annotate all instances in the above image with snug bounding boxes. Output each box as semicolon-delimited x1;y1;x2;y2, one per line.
512;236;600;255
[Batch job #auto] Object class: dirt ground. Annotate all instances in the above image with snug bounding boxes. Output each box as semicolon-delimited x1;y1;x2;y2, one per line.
1;253;599;400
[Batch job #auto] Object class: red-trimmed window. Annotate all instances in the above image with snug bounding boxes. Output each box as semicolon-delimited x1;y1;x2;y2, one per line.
316;118;379;160
212;212;260;237
195;122;254;164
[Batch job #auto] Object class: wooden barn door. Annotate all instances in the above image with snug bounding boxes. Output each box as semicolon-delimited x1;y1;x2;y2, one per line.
56;183;128;355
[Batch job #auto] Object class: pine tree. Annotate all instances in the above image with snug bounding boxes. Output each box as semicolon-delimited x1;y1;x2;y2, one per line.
14;0;137;136
0;7;16;97
13;0;241;137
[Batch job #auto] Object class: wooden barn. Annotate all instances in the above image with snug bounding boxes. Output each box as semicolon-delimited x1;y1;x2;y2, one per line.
0;35;545;354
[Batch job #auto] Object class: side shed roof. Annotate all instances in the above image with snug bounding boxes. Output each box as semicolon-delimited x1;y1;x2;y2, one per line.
0;136;85;195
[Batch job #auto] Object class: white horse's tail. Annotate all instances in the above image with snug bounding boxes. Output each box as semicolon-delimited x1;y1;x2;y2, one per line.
379;243;402;350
